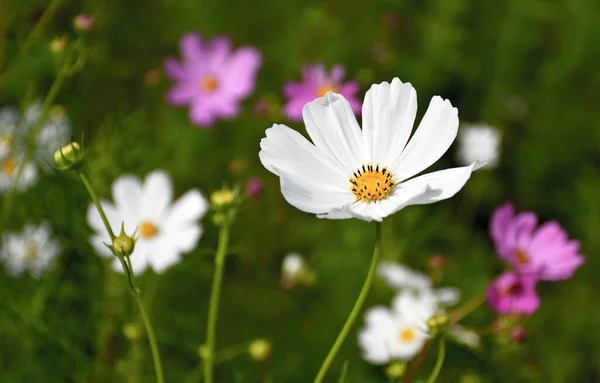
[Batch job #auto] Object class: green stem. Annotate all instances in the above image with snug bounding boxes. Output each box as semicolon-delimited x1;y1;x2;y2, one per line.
203;223;231;383
449;292;486;324
0;0;8;72
77;170;163;383
134;293;164;383
78;171;115;239
314;221;382;383
425;338;446;383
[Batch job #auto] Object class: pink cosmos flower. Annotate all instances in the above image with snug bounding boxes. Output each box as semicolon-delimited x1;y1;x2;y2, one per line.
490;202;584;281
283;64;360;122
486;272;540;316
164;33;262;128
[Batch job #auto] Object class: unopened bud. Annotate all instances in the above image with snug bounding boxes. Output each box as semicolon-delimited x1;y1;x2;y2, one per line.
53;142;84;170
210;189;236;208
385;361;407;379
248;339;271;361
109;223;136;257
123;323;141;340
74;14;95;31
144;69;161;87
50;37;68;53
198;344;210;359
510;326;527;344
426;314;450;336
244;177;263;199
428;254;447;269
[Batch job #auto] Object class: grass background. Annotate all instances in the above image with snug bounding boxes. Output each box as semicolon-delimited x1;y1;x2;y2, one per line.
1;0;599;381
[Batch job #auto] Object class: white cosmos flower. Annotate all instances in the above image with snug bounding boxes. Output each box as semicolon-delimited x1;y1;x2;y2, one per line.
457;123;501;169
23;101;71;166
448;324;481;349
1;221;61;278
259;78;482;222
0;107;20;158
0;154;38;194
358;290;440;364
86;170;208;274
282;252;305;280
377;261;460;306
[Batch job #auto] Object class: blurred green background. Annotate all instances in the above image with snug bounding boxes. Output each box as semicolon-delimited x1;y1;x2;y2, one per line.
1;0;599;381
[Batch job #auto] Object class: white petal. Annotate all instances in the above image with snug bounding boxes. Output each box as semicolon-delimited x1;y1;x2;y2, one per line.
392;96;459;181
435;287;461;306
86;199;122;234
112;175;143;220
316;206;354;220
148;243;181;274
140;171;173;219
165;189;208;227
362;78;417;166
127;244;150;274
259;124;354;214
90;234;113;258
398;162;481;206
170;224;203;253
302;92;364;172
364;306;396;329
377;261;432;290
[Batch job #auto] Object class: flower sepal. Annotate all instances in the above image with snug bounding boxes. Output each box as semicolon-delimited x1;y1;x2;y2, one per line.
105;222;137;258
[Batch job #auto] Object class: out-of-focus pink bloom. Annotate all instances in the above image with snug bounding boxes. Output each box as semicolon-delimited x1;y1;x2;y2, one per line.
164;33;262;128
283;64;360;122
74;14;95;31
486;272;540;316
490;203;584;281
245;177;263;199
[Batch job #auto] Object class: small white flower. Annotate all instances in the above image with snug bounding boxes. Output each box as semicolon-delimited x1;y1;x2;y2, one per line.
0;107;20;158
0;154;38;194
281;252;305;280
87;170;208;274
1;221;61;278
260;78;482;222
358;291;440;364
457;123;501;169
24;101;71;166
377;261;460;306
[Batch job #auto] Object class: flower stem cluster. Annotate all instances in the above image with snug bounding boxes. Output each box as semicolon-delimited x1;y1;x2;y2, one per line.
210;186;242;227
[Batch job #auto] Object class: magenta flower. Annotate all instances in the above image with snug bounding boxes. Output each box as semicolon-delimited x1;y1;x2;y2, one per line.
164;33;262;127
283;64;360;121
245;177;263;199
486;272;540;316
490;203;584;281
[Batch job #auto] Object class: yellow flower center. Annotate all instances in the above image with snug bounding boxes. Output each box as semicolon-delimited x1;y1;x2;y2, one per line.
138;221;159;239
317;83;338;97
0;134;13;147
515;249;529;265
200;75;218;92
25;245;39;260
1;157;17;176
349;164;396;202
398;328;416;343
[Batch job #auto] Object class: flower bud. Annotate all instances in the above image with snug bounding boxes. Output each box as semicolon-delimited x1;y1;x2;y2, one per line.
123;323;141;340
210;189;236;208
74;14;95;31
108;223;136;257
144;68;161;87
245;177;263;199
385;361;407;379
510;326;527;344
426;314;450;336
198;344;210;359
50;37;68;53
53;142;84;170
428;254;447;269
248;339;271;361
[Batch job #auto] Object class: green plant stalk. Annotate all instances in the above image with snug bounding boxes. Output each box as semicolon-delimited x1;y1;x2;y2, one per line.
203;223;231;383
77;170;163;383
425;338;446;383
0;0;8;72
314;221;382;383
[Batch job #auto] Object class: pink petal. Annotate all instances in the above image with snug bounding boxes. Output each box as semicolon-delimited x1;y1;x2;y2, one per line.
189;99;217;127
206;35;232;67
221;46;262;98
166;84;196;106
489;203;515;255
163;57;188;81
180;32;204;64
283;95;313;122
330;65;346;82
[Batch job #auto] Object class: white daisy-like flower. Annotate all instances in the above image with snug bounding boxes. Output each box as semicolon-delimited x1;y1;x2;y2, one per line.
282;252;305;280
448;324;481;349
457;123;501;169
0;154;38;194
0;106;20;158
377;261;460;306
259;78;482;222
23;101;71;166
86;170;208;274
0;221;61;278
358;290;440;364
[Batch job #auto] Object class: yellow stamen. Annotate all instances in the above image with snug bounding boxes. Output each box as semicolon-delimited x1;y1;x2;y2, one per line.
200;75;218;92
349;163;395;202
515;249;529;265
25;245;39;260
317;83;337;97
398;328;416;343
1;157;17;176
138;221;159;239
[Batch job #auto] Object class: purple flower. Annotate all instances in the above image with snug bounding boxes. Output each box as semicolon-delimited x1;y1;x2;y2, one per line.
245;177;263;199
283;64;360;122
490;203;584;281
486;272;540;316
164;33;262;128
